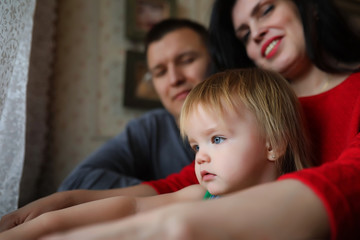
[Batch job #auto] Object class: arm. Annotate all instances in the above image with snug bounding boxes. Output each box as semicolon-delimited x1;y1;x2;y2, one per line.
0;109;194;232
279;132;360;239
0;184;157;232
40;180;329;240
143;161;198;194
0;185;205;240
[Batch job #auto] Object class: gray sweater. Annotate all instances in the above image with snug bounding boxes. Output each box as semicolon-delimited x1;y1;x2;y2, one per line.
58;109;194;191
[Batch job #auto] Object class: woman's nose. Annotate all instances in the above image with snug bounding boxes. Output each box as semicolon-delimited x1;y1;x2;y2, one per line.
252;27;268;43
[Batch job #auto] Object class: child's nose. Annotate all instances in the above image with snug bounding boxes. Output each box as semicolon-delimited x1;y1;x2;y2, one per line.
196;151;210;164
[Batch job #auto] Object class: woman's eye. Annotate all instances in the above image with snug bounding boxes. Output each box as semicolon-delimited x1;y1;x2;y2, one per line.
192;145;199;153
261;4;274;17
242;31;250;44
212;136;225;144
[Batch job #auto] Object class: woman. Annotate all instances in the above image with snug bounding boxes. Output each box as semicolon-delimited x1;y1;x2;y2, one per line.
41;0;360;239
208;1;360;239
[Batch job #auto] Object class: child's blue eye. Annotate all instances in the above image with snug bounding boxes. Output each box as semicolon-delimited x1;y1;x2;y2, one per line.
212;136;225;144
192;145;199;152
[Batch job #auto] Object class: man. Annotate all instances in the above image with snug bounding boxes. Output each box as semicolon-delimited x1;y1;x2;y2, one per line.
0;20;212;230
59;19;212;193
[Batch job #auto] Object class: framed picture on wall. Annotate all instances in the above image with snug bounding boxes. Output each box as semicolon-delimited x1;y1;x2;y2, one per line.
124;50;163;109
125;0;176;41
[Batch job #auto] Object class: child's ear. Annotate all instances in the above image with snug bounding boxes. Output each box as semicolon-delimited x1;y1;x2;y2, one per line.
265;141;279;162
266;140;285;162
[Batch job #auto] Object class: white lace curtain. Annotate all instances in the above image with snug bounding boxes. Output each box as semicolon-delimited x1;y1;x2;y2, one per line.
0;0;36;216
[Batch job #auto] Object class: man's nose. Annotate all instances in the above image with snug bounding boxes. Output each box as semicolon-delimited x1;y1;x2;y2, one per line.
168;64;185;85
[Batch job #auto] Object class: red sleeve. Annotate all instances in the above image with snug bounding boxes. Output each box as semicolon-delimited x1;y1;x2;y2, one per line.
279;133;360;240
142;161;198;194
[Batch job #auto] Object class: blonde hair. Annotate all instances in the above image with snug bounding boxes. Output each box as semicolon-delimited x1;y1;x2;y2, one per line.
180;68;313;174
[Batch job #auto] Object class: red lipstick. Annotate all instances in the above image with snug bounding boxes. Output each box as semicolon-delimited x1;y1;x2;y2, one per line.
261;36;282;59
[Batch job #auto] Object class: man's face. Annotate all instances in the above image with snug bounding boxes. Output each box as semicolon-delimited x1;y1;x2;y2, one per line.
147;27;211;122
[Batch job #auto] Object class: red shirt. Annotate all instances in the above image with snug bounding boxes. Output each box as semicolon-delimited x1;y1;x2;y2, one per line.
143;72;360;240
280;72;360;240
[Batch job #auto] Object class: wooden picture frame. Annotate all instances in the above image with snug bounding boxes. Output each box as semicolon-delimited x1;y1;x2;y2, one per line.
123;50;163;109
125;0;176;41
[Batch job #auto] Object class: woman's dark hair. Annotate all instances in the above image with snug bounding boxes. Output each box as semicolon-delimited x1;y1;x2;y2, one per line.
293;0;360;72
209;0;360;73
145;18;211;56
209;0;254;72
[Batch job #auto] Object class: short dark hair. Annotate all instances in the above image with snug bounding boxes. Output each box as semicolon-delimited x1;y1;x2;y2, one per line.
209;0;360;73
145;18;210;56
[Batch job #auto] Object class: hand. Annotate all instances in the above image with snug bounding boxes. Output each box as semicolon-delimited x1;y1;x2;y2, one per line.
0;192;69;232
40;180;330;240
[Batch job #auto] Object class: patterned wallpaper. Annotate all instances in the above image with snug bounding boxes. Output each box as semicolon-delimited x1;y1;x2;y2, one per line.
41;0;214;196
